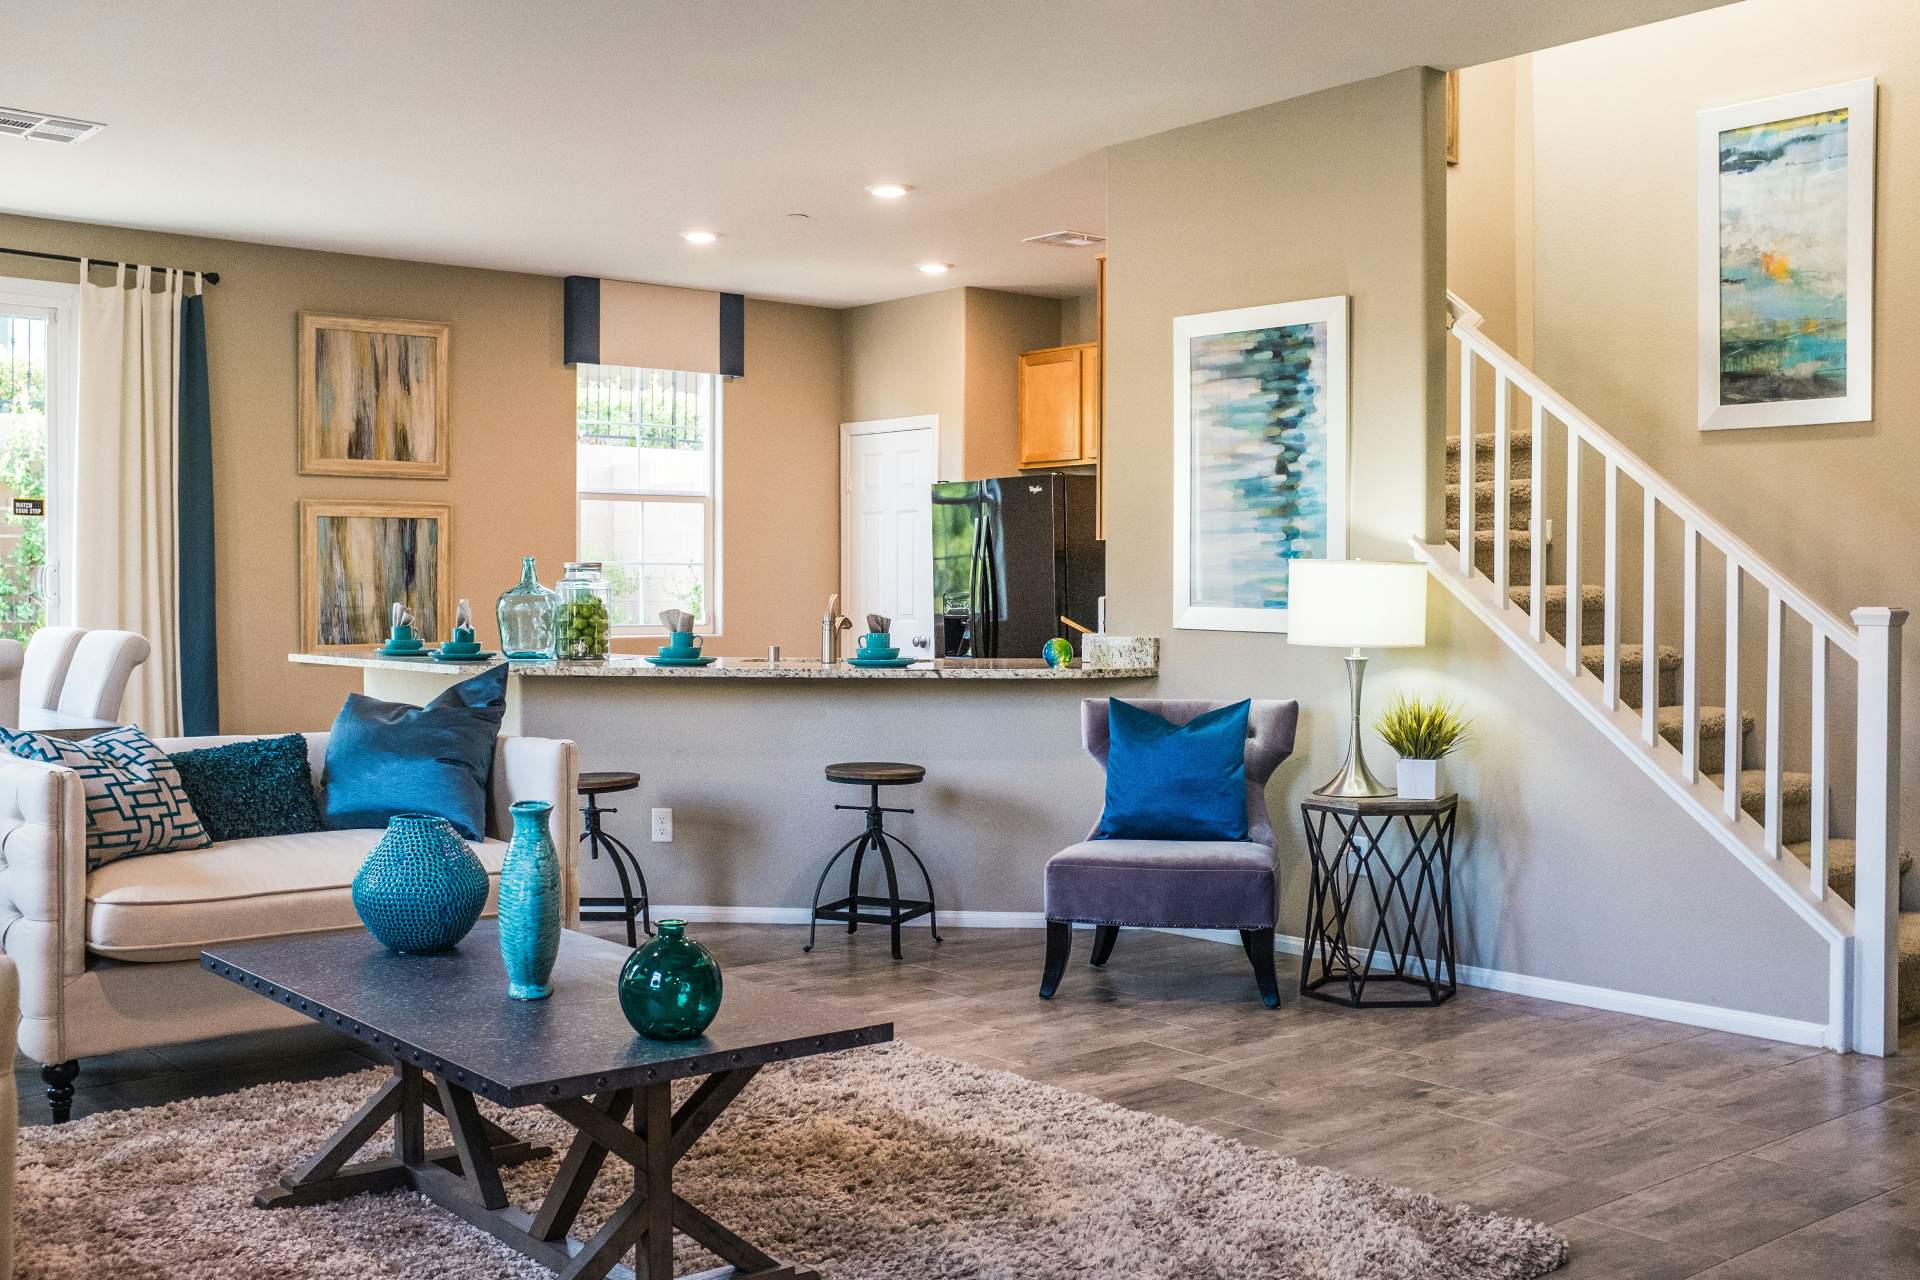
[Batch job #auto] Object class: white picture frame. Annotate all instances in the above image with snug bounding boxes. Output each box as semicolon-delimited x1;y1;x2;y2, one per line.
1172;295;1350;633
1697;78;1875;430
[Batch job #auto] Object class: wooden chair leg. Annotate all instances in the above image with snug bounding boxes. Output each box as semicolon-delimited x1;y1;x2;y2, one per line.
1089;925;1119;967
1038;920;1072;998
1241;928;1280;1008
41;1060;79;1124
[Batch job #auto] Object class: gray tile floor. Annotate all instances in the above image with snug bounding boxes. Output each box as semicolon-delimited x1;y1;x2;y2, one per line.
16;923;1920;1277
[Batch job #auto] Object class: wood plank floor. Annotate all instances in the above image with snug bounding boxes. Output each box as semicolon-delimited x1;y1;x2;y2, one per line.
17;923;1920;1277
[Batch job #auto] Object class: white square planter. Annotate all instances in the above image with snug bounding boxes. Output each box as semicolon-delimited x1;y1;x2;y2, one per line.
1395;758;1446;801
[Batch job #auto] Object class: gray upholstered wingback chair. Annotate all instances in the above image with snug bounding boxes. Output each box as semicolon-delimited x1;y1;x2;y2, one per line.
1040;698;1301;1007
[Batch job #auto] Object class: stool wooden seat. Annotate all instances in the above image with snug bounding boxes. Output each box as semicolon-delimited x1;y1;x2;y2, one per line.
806;762;940;959
579;770;641;795
576;770;649;945
824;761;926;786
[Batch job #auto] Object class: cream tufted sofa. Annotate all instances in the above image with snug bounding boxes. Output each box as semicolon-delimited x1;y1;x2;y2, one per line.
0;731;579;1123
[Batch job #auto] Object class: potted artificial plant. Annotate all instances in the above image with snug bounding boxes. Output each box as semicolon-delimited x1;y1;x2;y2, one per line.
1375;695;1470;801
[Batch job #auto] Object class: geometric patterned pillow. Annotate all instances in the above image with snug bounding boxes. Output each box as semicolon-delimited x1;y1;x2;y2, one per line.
0;724;212;869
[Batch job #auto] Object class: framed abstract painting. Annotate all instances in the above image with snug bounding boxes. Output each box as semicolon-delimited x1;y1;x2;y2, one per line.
1172;295;1349;633
299;499;451;647
298;312;450;477
1698;79;1875;430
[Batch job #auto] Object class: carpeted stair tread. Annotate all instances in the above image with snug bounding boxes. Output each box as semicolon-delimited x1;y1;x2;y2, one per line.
1783;839;1914;907
1447;432;1533;485
1446;430;1533;460
1699;767;1815;844
1655;704;1755;753
1579;642;1681;674
1446;479;1534;530
1449;526;1537;578
1510;584;1606;646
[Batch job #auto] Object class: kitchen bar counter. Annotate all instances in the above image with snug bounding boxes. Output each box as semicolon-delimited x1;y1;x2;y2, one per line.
288;642;1157;681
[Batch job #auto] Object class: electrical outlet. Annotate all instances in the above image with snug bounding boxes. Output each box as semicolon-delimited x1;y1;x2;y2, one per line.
650;808;673;842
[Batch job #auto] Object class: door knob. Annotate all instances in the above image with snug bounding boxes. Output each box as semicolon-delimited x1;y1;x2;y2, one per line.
912;635;930;649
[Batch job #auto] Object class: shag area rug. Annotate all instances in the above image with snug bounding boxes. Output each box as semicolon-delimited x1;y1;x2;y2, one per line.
16;1043;1565;1279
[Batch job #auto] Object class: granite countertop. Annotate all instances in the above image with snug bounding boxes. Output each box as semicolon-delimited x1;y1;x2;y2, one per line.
288;638;1158;681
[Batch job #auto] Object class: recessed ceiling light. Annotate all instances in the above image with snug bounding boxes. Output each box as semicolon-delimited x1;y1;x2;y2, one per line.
917;262;952;275
681;230;718;245
867;183;912;200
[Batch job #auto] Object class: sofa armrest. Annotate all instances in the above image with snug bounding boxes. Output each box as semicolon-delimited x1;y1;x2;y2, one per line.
0;954;15;1280
489;736;581;929
0;754;88;1066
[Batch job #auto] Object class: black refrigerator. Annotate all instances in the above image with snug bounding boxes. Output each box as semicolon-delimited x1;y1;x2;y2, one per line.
931;473;1104;659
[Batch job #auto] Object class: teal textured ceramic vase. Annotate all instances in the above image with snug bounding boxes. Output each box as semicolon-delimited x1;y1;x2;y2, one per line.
498;800;562;999
352;814;489;953
619;920;723;1040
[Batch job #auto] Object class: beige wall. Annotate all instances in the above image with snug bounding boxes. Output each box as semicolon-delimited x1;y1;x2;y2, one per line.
961;287;1064;478
838;289;966;479
1105;65;1827;1020
0;212;843;731
1060;290;1099;345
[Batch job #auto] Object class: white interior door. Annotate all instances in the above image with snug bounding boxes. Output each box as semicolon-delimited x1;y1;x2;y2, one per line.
841;417;936;657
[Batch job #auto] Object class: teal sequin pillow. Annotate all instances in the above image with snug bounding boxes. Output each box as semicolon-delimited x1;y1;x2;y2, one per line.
169;733;324;844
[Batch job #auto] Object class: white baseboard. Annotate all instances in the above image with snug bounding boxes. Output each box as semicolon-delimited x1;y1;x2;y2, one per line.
641;907;1830;1048
650;904;1048;930
1154;926;1831;1047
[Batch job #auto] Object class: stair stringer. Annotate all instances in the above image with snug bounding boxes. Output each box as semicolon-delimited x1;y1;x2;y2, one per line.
1413;538;1855;1049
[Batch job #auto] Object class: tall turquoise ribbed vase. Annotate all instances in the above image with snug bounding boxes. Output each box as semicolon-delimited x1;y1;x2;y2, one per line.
498;800;562;999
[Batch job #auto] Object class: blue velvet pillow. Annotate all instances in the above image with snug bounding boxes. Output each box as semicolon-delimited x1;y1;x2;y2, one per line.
322;665;507;839
1095;699;1250;841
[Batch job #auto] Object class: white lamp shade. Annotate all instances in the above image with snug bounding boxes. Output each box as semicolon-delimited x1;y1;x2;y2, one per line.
1285;559;1428;648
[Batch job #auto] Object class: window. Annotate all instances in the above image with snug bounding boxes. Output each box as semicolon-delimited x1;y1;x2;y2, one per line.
0;277;76;640
576;364;721;633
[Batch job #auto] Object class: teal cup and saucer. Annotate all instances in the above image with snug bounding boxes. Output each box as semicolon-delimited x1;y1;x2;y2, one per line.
433;626;494;662
377;624;429;658
649;632;716;666
856;631;898;661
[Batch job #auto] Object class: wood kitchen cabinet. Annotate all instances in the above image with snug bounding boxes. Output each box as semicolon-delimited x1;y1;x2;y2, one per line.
1018;341;1100;468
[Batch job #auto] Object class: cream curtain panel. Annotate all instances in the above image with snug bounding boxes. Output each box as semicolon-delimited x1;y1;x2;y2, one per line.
73;263;185;735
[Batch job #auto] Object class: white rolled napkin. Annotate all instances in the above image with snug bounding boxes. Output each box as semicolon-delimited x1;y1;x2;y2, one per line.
454;598;473;630
390;602;413;629
659;609;695;634
866;613;891;634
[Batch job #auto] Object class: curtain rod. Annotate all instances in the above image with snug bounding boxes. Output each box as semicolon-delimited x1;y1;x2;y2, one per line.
0;245;220;285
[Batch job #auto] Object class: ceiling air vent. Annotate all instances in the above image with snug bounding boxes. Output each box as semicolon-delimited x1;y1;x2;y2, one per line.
1023;229;1107;249
0;108;105;143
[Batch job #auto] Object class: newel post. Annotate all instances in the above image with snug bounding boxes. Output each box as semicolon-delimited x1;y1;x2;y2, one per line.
1852;607;1906;1056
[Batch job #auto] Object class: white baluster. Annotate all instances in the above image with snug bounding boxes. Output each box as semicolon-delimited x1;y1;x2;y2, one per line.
1603;462;1619;710
1682;524;1699;782
1851;607;1906;1057
1763;590;1782;857
1491;374;1509;603
1810;633;1827;901
1724;563;1742;823
1529;401;1545;644
1459;345;1475;577
1565;434;1581;678
1643;493;1657;746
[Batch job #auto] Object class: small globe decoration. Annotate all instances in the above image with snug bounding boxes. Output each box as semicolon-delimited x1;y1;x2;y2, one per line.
1042;637;1074;668
619;920;723;1040
351;814;490;953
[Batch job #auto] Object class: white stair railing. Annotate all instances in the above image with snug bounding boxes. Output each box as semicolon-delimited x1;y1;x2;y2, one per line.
1420;293;1905;1054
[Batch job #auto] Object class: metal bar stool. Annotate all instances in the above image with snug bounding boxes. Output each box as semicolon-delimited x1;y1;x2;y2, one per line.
576;770;652;947
805;761;942;959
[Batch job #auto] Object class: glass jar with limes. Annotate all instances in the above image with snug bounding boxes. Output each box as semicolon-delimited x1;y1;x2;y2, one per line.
554;561;612;660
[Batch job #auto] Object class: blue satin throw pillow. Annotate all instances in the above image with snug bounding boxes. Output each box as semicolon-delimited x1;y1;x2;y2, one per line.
1095;699;1251;842
322;665;507;839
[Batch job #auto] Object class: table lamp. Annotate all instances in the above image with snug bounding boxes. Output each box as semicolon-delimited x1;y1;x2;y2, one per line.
1286;559;1429;797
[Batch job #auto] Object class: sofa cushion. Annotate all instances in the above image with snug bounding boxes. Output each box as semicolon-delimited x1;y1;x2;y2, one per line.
85;828;499;963
323;665;507;839
2;724;211;868
1044;839;1276;930
169;733;324;843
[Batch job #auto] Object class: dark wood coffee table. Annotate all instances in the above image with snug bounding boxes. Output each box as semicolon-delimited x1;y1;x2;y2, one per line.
203;923;891;1280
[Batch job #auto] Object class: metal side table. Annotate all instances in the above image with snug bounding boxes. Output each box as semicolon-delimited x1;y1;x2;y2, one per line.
1298;793;1458;1007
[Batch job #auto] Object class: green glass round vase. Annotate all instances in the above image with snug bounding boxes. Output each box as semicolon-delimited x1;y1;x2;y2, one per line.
618;920;723;1040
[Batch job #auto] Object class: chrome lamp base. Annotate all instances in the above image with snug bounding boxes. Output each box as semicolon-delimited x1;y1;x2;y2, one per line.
1314;649;1397;798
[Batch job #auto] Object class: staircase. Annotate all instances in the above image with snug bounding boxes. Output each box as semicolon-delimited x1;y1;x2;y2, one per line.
1419;296;1914;1053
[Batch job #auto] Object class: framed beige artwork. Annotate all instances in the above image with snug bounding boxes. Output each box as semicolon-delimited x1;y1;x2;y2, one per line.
299;499;452;646
298;312;450;478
